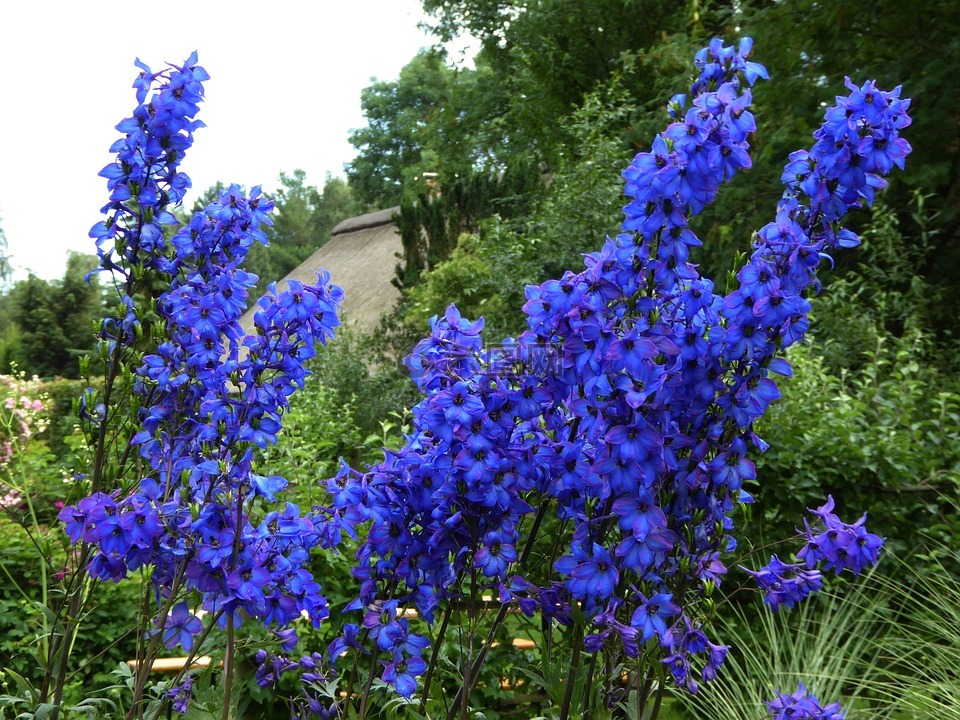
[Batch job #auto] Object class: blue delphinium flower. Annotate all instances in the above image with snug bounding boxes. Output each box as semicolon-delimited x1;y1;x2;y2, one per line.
741;555;823;610
162;603;203;652
563;543;620;601
167;677;193;716
60;53;347;716
767;683;846;719
383;654;428;698
631;592;680;643
314;35;911;703
475;531;518;578
797;496;884;575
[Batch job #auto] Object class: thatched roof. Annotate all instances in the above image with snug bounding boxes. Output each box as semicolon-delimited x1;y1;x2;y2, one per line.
238;208;402;337
329;207;397;236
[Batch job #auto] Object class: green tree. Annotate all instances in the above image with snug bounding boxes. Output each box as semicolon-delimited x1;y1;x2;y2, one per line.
0;214;12;287
9;275;64;377
312;174;357;240
271;169;324;251
3;253;101;378
347;49;461;207
0;217;18;368
421;0;687;162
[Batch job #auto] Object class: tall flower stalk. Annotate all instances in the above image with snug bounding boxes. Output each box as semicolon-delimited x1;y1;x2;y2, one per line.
51;55;343;718
309;38;910;717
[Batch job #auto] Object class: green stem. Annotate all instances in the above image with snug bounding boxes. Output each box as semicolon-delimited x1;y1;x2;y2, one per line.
39;549;92;705
148;609;225;720
445;500;549;719
91;338;126;494
221;612;235;720
582;651;598;715
418;606;452;715
125;562;187;720
559;625;584;720
49;586;85;719
343;629;368;708
358;645;382;719
649;682;665;720
635;666;655;720
461;566;479;720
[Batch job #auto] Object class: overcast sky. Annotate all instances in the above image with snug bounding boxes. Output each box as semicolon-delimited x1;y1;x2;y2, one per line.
0;1;459;281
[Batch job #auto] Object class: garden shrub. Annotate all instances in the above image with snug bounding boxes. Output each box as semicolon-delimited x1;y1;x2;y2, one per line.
754;331;960;554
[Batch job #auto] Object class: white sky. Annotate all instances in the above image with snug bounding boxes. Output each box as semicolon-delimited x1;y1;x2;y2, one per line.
0;0;458;281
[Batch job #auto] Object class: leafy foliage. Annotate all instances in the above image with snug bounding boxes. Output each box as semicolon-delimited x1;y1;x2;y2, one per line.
392;158;544;290
750;192;960;554
755;333;960;555
0;254;101;379
348;50;462;208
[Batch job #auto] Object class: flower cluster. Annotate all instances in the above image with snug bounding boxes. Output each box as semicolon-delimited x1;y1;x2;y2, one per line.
0;373;48;515
317;36;911;701
313;39;778;698
0;486;22;511
741;555;823;611
90;53;206;281
745;496;883;610
798;496;884;576
62;180;342;632
167;678;193;715
766;683;846;720
253;648;341;717
58;54;343;716
623;36;766;291
0;372;47;467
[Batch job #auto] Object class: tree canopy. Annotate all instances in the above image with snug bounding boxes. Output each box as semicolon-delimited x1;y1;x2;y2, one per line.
344;0;960;352
0;253;101;378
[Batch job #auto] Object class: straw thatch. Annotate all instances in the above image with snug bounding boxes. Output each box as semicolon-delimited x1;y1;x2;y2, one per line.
238;208;402;337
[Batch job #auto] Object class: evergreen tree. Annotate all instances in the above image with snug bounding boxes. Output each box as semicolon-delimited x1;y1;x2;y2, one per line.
3;253;100;378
